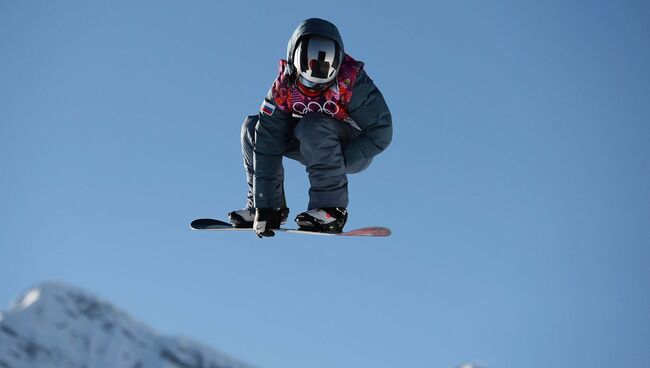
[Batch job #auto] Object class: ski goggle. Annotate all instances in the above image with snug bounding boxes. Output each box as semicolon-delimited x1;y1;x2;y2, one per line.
298;75;332;91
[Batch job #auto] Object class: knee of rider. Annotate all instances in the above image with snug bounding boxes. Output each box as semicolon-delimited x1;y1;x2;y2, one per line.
241;115;258;144
346;157;373;174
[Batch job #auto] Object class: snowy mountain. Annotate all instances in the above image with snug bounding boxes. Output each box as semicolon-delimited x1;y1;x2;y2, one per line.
0;282;251;368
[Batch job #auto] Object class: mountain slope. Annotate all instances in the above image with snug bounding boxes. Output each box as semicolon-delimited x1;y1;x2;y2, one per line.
0;282;251;368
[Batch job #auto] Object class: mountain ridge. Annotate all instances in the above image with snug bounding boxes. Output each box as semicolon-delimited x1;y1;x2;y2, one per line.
0;282;251;368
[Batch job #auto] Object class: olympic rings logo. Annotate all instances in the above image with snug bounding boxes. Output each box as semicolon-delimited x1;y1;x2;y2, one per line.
292;100;340;117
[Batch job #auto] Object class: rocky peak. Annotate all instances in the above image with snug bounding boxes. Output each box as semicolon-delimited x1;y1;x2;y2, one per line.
0;282;250;368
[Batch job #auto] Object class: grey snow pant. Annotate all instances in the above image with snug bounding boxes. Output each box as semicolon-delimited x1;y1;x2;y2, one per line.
241;113;373;210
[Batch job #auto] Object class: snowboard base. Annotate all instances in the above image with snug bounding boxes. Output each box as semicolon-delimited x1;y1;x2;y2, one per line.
190;218;391;237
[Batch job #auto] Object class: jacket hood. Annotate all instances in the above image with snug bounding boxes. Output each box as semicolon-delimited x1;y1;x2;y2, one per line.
286;18;344;65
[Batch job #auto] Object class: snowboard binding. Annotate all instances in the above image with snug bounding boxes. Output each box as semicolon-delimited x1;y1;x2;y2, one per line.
228;208;289;228
295;208;348;234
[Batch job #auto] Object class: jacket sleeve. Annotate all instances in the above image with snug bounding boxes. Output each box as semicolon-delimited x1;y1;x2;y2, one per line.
253;94;295;209
343;70;393;165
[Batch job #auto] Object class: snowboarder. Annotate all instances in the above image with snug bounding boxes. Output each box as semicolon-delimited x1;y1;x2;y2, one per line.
228;18;392;237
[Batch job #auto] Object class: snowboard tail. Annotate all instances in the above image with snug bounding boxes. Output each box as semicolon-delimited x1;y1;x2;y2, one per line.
190;218;391;237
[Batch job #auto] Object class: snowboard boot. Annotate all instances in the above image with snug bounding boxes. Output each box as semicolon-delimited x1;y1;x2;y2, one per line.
295;207;348;233
229;208;289;228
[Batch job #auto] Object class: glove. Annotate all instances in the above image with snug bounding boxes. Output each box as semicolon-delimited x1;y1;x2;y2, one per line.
253;208;284;238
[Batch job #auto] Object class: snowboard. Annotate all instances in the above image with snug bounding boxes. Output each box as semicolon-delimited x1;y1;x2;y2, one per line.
190;218;391;237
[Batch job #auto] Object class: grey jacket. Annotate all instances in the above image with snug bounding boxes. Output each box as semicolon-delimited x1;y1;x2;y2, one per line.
253;18;392;208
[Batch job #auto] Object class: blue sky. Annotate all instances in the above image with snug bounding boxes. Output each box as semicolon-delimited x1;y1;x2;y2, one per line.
1;1;649;367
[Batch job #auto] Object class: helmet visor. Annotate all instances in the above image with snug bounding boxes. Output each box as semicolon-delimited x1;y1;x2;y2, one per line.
298;74;331;91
